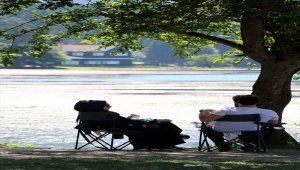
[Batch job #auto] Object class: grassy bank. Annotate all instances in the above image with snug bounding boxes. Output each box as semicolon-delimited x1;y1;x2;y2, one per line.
0;141;35;148
0;157;298;170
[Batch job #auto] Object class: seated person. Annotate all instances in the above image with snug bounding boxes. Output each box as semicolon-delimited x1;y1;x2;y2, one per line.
198;94;279;151
74;100;189;150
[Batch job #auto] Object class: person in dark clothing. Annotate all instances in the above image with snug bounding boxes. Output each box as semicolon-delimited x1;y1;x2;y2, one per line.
74;100;189;150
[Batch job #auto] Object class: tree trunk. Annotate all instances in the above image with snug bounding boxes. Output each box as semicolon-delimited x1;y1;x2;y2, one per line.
252;61;300;146
240;6;300;146
252;64;292;122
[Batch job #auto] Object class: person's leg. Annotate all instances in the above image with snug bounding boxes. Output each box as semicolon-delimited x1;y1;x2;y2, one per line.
205;127;230;151
239;132;257;152
239;132;256;143
261;126;274;141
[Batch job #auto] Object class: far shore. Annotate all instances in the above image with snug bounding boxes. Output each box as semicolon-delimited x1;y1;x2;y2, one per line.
0;67;261;77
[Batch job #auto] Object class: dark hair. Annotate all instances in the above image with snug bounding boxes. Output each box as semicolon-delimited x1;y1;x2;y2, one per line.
232;95;259;105
74;100;107;112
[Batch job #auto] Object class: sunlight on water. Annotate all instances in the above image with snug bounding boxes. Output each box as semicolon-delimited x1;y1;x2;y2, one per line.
0;74;261;82
0;70;299;149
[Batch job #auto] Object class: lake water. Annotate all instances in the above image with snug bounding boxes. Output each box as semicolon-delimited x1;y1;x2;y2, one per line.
0;74;261;82
0;69;299;149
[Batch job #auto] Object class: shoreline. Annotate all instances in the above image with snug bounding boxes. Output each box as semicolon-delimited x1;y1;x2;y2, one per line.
0;68;261;77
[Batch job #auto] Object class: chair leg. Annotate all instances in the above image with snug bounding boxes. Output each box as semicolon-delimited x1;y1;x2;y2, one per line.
204;133;211;151
256;134;259;152
260;133;266;152
198;130;203;151
110;134;114;151
75;129;80;149
198;123;212;151
77;131;96;149
75;129;132;151
198;130;212;152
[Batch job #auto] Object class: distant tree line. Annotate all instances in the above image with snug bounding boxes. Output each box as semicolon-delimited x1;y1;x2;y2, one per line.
8;47;66;68
136;38;259;68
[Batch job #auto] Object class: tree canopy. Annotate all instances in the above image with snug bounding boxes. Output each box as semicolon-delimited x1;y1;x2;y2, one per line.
1;1;299;65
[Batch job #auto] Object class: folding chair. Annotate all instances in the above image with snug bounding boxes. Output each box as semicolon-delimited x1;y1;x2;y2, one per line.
74;111;134;150
197;114;267;152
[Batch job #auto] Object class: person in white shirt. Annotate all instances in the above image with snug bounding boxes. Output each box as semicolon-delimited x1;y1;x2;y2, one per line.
199;94;279;151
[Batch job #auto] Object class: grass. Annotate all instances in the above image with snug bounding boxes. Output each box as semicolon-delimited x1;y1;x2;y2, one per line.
0;140;299;169
0;141;35;148
0;157;299;170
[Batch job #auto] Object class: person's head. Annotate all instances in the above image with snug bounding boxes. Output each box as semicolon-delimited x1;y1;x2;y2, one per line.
232;95;259;107
104;102;111;110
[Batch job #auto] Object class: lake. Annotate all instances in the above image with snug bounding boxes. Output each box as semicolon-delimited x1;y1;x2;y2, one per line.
0;74;261;82
0;69;299;149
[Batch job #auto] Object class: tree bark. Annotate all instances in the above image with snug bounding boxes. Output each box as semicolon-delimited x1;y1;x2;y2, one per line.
252;64;293;122
252;60;300;146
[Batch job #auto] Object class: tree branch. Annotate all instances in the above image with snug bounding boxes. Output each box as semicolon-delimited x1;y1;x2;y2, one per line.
183;31;244;51
1;18;38;33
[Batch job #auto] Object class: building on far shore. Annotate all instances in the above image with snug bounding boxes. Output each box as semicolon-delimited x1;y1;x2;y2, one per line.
58;44;133;66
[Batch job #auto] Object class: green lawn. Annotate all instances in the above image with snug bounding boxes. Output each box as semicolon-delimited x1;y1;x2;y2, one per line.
0;141;35;148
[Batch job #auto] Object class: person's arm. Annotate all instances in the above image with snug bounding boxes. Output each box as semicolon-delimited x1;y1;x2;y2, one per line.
127;114;140;119
267;119;278;125
266;110;279;125
199;109;223;122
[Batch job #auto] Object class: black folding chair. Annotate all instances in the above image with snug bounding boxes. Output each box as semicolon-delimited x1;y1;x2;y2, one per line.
75;111;133;150
197;114;268;152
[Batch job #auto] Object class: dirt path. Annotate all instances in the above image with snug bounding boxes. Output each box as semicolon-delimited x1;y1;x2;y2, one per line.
1;148;299;162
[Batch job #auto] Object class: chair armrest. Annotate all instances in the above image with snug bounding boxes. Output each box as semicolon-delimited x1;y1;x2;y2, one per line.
255;122;286;130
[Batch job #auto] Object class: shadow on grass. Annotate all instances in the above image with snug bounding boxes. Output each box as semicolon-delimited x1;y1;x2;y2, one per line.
1;158;299;170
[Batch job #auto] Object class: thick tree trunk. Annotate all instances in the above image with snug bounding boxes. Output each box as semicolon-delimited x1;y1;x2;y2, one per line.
252;64;293;122
252;62;300;146
240;8;300;146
